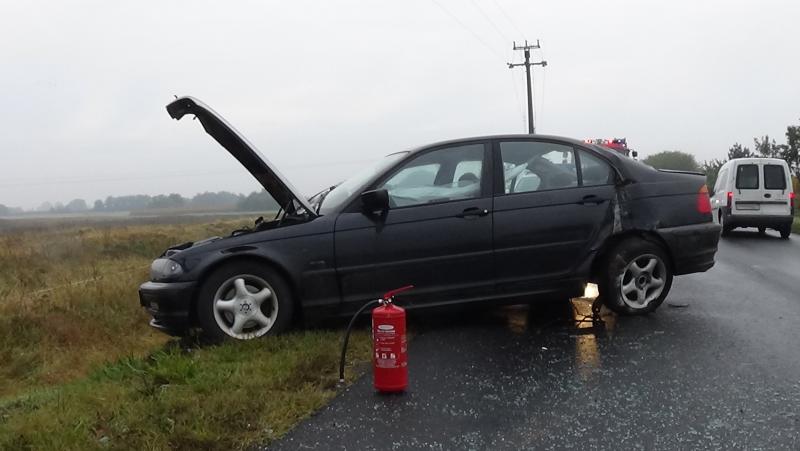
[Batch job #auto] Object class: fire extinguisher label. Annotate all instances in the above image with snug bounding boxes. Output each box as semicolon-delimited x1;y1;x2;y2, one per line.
374;324;402;369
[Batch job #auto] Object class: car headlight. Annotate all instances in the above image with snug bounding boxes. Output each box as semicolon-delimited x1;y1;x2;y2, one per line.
150;258;185;282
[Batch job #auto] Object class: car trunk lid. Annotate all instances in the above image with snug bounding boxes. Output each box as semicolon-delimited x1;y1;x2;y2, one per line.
166;96;316;216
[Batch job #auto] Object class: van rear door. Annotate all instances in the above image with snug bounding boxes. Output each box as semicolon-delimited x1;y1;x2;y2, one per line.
761;163;792;216
733;163;762;214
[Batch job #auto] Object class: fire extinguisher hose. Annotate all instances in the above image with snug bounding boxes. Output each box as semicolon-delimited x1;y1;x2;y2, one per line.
338;299;381;384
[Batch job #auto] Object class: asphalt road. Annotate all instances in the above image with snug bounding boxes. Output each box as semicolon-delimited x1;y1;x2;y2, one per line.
268;230;800;450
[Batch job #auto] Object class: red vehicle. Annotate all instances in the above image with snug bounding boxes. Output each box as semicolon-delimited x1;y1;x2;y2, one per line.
585;138;638;159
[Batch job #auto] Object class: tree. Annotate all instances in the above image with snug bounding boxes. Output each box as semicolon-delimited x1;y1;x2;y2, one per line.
753;135;781;158
93;199;104;211
0;204;10;216
702;158;725;192
642;151;700;172
148;194;186;210
784;120;800;177
65;199;88;212
727;143;754;160
237;190;280;212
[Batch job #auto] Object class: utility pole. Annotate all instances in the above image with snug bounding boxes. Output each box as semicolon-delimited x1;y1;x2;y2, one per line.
508;40;547;134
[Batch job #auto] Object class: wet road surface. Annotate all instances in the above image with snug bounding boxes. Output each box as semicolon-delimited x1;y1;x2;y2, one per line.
268;230;800;450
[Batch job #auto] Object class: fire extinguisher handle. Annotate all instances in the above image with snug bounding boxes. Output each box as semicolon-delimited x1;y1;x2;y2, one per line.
382;285;414;301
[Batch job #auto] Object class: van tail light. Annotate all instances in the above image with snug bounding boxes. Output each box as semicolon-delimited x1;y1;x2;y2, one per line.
726;191;733;209
697;185;712;214
791;192;796;213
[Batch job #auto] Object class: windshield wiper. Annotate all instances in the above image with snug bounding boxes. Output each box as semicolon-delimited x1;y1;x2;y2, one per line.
315;185;338;214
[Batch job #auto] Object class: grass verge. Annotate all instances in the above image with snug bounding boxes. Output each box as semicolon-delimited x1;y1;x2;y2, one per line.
0;216;371;449
0;330;370;451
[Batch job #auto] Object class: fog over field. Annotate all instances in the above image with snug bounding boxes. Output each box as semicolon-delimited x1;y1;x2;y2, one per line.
1;0;799;209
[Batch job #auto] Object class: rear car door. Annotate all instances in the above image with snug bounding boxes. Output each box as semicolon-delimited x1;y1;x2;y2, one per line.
491;139;616;294
334;142;494;309
761;163;792;216
732;162;764;215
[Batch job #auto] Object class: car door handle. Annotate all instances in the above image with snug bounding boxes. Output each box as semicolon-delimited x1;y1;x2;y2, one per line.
578;194;605;205
456;207;490;218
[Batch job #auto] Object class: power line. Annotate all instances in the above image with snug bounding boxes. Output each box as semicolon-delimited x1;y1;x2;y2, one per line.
0;159;379;188
509;56;527;129
469;0;511;43
428;0;505;62
490;0;526;39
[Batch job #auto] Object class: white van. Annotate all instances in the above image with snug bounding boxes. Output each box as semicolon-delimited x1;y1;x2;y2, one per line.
711;158;795;238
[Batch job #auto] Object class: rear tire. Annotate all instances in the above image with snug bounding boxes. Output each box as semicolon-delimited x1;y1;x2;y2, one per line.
599;238;673;316
719;212;731;237
757;226;766;235
196;261;294;342
780;225;791;240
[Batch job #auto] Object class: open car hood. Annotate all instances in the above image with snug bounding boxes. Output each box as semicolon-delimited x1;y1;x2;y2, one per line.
166;96;315;216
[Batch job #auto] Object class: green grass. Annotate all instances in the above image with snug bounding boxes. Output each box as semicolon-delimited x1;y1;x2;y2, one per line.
0;216;370;450
793;216;799;234
0;332;370;451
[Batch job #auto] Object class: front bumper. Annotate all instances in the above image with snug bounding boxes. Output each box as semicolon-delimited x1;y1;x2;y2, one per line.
658;222;721;275
138;281;197;336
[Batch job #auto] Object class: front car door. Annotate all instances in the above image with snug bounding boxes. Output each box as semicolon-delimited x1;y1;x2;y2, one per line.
491;139;617;296
334;141;495;310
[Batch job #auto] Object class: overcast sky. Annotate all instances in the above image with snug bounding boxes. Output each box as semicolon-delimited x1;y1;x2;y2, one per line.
1;0;799;209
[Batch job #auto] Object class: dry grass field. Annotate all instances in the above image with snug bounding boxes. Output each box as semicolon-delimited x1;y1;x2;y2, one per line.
0;216;369;450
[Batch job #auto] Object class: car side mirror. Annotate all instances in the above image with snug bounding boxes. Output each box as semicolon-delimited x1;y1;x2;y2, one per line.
631;150;639;159
360;189;389;212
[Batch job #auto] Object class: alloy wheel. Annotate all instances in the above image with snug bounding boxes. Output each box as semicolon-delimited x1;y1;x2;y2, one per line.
618;254;667;309
212;274;278;340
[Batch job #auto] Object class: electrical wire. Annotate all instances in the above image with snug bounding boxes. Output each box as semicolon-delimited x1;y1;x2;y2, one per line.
490;0;527;39
509;57;527;130
469;0;511;43
428;0;505;62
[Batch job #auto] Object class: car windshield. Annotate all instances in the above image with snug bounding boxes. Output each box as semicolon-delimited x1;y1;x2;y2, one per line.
316;152;408;214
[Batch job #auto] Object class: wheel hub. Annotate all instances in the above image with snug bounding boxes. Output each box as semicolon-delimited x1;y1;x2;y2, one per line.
636;274;650;289
238;297;255;315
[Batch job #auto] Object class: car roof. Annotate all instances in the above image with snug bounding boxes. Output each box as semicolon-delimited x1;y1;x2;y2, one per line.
724;157;789;165
406;134;591;154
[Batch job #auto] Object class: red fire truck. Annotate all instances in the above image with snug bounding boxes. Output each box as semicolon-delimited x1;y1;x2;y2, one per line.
584;138;638;159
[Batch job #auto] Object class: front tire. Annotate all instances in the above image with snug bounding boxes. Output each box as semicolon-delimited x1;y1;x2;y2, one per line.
599;238;673;315
196;261;294;341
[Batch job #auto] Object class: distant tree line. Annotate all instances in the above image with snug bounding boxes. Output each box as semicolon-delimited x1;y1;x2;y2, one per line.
92;190;279;212
702;119;800;190
641;119;800;192
0;204;24;217
0;190;280;217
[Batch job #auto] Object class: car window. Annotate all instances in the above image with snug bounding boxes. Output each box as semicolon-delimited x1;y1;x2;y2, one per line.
380;144;484;208
578;150;614;186
764;164;787;190
500;141;577;194
736;164;759;189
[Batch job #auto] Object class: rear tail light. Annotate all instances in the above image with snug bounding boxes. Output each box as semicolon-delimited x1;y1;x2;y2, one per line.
697;185;712;214
726;191;733;209
791;192;796;212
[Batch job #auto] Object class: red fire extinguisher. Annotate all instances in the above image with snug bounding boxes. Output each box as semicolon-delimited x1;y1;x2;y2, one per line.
338;285;413;393
371;285;412;392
